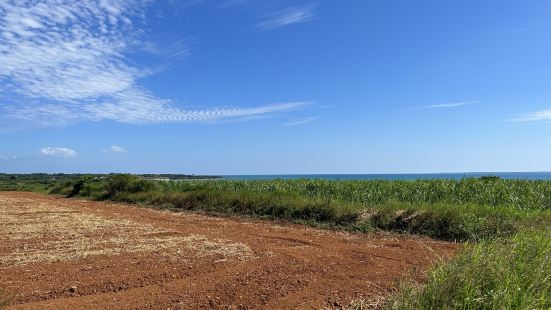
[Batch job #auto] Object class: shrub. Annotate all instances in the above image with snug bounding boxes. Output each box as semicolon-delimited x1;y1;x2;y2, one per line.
128;179;158;193
104;174;157;197
48;181;74;196
106;174;139;196
67;177;91;197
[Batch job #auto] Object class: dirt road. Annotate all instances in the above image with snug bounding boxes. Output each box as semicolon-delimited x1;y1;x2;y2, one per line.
0;192;459;309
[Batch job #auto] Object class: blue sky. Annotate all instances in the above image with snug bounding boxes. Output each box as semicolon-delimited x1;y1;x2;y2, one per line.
1;0;550;174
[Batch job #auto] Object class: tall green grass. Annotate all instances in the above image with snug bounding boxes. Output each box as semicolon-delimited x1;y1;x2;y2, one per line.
159;178;551;211
386;231;551;310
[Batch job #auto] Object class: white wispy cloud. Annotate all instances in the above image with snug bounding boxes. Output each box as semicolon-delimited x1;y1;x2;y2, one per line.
415;100;480;110
218;0;249;9
0;1;306;130
39;147;77;158
507;28;530;33
283;116;319;127
510;109;551;122
102;145;128;153
0;154;21;160
257;5;316;30
141;38;191;61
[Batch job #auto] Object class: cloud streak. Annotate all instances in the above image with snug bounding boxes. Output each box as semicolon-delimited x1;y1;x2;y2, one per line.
256;5;316;30
0;0;307;130
218;0;250;9
141;38;191;61
102;145;128;153
39;147;77;158
415;100;480;110
511;109;551;122
283;116;319;127
0;154;23;160
506;28;530;33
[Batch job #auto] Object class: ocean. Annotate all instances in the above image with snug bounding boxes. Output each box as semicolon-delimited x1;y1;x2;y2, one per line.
223;172;551;180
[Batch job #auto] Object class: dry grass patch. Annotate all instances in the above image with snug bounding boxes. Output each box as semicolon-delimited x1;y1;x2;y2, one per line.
183;235;254;262
0;196;253;267
0;289;12;308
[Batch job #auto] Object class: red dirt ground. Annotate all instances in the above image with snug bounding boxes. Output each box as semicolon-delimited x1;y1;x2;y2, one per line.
0;191;459;309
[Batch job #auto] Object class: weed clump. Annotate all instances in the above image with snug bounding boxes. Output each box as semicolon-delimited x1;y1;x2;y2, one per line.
386;231;551;310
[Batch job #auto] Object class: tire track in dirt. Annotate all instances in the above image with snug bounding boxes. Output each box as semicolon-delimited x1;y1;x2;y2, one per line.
0;191;459;309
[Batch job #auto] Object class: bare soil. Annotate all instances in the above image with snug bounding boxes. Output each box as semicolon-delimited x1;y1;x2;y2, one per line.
0;191;459;309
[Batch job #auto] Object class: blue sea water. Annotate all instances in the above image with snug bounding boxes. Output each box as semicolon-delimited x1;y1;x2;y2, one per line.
223;172;551;181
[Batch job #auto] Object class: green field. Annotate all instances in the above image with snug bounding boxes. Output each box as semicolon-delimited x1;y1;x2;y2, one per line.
1;173;550;309
29;175;551;241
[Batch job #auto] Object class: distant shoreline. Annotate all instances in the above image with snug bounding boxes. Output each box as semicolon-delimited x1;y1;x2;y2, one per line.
2;172;551;181
222;172;551;180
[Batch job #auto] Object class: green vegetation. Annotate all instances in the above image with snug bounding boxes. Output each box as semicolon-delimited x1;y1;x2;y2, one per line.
35;175;549;241
2;174;550;241
387;230;551;309
0;173;73;192
158;177;551;211
0;173;219;192
1;173;550;309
